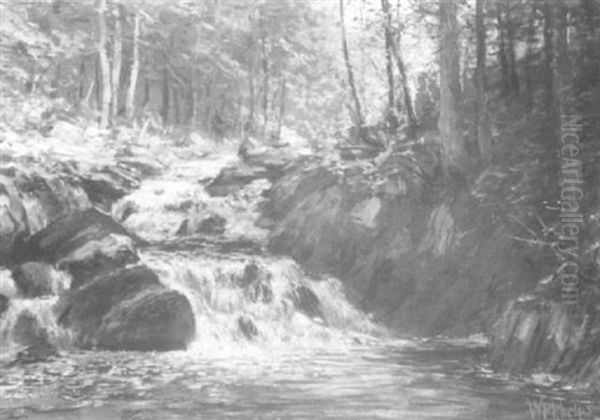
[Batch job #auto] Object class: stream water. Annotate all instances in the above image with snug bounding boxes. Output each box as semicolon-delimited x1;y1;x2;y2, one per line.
1;150;598;419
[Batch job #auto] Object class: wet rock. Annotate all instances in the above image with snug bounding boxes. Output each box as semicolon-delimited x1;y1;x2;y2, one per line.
238;261;273;304
240;261;260;287
93;290;196;351
16;208;139;289
58;265;196;351
117;156;164;178
206;163;274;197
0;167;91;265
9;311;58;364
0;293;8;316
13;311;50;347
177;214;227;236
12;262;55;297
291;285;324;321
238;316;258;340
196;215;226;235
78;165;140;211
13;340;58;364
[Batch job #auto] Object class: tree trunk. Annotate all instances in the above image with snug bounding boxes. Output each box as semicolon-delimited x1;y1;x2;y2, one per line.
97;0;111;129
496;4;510;95
110;4;123;124
277;73;286;141
524;4;537;110
386;17;417;136
161;68;170;126
173;87;180;125
141;76;150;110
555;2;570;110
340;0;364;133
381;0;397;131
438;0;464;174
543;0;555;114
78;59;86;102
505;5;520;96
259;9;269;137
126;11;140;122
475;0;492;164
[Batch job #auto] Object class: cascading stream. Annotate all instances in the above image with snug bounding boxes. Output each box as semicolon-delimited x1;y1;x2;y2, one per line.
141;250;382;356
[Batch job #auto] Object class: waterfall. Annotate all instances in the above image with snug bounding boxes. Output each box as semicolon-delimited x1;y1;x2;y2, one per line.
142;250;382;356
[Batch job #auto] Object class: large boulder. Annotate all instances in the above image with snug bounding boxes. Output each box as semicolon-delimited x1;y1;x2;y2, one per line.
0;165;91;265
57;265;196;351
12;262;67;297
15;208;139;289
10;311;58;364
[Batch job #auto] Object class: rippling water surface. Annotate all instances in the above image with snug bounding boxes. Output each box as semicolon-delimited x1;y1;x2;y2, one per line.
1;338;598;420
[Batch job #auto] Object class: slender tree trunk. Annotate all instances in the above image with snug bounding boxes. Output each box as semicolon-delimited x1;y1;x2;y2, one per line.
173;87;180;125
126;11;140;122
543;0;555;114
110;4;123;124
141;76;150;110
475;0;492;164
340;0;364;133
505;5;520;96
246;7;258;134
78;59;86;102
277;73;286;141
496;4;511;95
524;4;537;110
94;56;101;110
438;0;464;174
381;0;396;131
97;0;111;129
389;31;417;136
555;2;570;109
261;31;269;136
161;68;170;126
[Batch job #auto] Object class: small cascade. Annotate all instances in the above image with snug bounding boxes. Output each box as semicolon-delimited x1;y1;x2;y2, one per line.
0;271;72;359
142;250;382;356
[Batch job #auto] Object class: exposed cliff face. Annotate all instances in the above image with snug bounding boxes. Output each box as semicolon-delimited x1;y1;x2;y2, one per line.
262;145;600;387
262;157;555;336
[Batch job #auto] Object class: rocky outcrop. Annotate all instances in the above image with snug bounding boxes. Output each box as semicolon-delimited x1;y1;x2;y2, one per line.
263;158;552;336
490;288;600;390
0;165;91;265
57;265;195;351
16;208;139;289
206;134;313;197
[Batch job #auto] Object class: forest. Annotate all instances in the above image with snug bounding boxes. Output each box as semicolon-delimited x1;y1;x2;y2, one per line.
0;0;599;419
